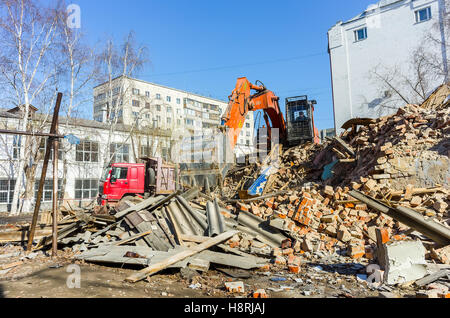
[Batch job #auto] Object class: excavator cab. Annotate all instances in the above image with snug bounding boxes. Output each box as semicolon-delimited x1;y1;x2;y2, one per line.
285;96;319;146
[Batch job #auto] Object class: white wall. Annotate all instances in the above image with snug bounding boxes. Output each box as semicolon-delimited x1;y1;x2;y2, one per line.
328;0;448;133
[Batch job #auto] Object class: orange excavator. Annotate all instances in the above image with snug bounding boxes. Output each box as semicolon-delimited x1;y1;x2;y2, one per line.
177;77;320;188
221;77;319;148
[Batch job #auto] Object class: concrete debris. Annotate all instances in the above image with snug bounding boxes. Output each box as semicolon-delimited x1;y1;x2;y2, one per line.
1;84;449;297
382;240;428;285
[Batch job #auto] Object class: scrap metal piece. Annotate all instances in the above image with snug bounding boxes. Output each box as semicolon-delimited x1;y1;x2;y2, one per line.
206;199;225;237
237;211;289;248
349;190;450;247
341;118;376;130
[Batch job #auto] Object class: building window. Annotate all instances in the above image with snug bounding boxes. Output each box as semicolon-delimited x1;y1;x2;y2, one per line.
186;119;194;125
156;115;161;122
145;114;150;119
246;132;250;137
156;93;161;100
113;87;120;95
132;111;139;117
94;105;103;113
94;115;103;122
246;140;250;146
145;102;150;109
354;27;367;41
94;93;106;102
167;106;172;113
166;96;171;102
132;100;140;107
145;91;150;97
177;119;181;125
75;179;98;200
132;88;140;95
141;145;152;157
245;123;251;128
39;139;63;161
109;143;129;163
167;117;171;124
34;179;62;202
13;135;21;159
156;105;161;112
0;179;15;203
176;98;181;104
76;141;99;162
415;7;431;23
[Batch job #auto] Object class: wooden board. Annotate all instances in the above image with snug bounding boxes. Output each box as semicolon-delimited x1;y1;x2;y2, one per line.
125;230;238;282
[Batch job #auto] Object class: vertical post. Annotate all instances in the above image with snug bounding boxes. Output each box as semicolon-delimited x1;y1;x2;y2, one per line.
27;93;62;251
52;122;59;257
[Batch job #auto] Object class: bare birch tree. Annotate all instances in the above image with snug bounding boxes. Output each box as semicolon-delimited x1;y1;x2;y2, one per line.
0;0;61;215
55;7;98;204
97;31;148;174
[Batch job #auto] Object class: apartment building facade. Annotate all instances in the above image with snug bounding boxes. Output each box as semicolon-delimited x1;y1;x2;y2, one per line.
0;108;175;212
93;76;255;157
328;0;448;133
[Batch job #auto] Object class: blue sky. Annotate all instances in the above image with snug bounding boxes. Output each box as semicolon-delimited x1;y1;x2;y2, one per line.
76;0;376;131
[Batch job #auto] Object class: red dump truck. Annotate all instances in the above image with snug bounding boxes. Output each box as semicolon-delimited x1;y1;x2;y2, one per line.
98;157;177;206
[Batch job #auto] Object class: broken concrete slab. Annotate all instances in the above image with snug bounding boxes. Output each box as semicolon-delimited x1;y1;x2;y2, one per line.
382;240;428;285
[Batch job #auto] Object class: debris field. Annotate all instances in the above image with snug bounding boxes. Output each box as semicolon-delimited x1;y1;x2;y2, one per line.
1;84;449;299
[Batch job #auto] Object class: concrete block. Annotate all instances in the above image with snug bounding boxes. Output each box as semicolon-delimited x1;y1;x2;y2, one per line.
383;240;428;285
188;258;210;272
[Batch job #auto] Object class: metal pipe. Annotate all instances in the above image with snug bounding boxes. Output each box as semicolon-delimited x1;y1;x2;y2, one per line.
237;211;288;248
0;129;64;138
350;190;450;247
226;190;288;203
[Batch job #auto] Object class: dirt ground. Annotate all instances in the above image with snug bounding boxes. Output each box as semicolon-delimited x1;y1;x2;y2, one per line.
0;245;404;299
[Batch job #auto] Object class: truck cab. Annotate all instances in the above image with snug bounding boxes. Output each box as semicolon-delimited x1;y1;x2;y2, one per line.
99;157;176;206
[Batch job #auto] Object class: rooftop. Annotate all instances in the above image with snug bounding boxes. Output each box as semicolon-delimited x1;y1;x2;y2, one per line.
94;75;228;105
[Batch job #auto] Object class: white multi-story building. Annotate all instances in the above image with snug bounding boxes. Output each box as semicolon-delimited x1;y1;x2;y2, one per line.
0;107;175;212
0;78;257;212
328;0;448;133
93;76;255;157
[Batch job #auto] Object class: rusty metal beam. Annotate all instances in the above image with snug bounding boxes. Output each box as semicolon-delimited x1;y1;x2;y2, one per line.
349;190;450;247
0;129;64;138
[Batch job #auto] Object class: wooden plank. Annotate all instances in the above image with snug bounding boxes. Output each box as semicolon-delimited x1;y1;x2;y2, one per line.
114;195;164;219
334;136;355;157
415;270;449;287
125;230;238;282
0;261;23;270
114;230;152;246
178;234;269;262
0;229;52;243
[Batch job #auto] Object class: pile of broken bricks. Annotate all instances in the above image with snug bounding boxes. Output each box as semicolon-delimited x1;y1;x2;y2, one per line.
214;84;450;297
1;84;449;298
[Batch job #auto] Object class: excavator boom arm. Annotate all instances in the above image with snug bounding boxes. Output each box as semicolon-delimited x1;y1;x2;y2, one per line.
221;77;287;150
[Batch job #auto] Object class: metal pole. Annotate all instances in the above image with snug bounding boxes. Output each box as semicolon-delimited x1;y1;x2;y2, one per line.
52;122;59;257
27;93;62;251
349;190;450;247
0;129;64;138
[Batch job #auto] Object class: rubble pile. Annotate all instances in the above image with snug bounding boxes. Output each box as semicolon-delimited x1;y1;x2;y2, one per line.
1;84;449;298
215;84;450;297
